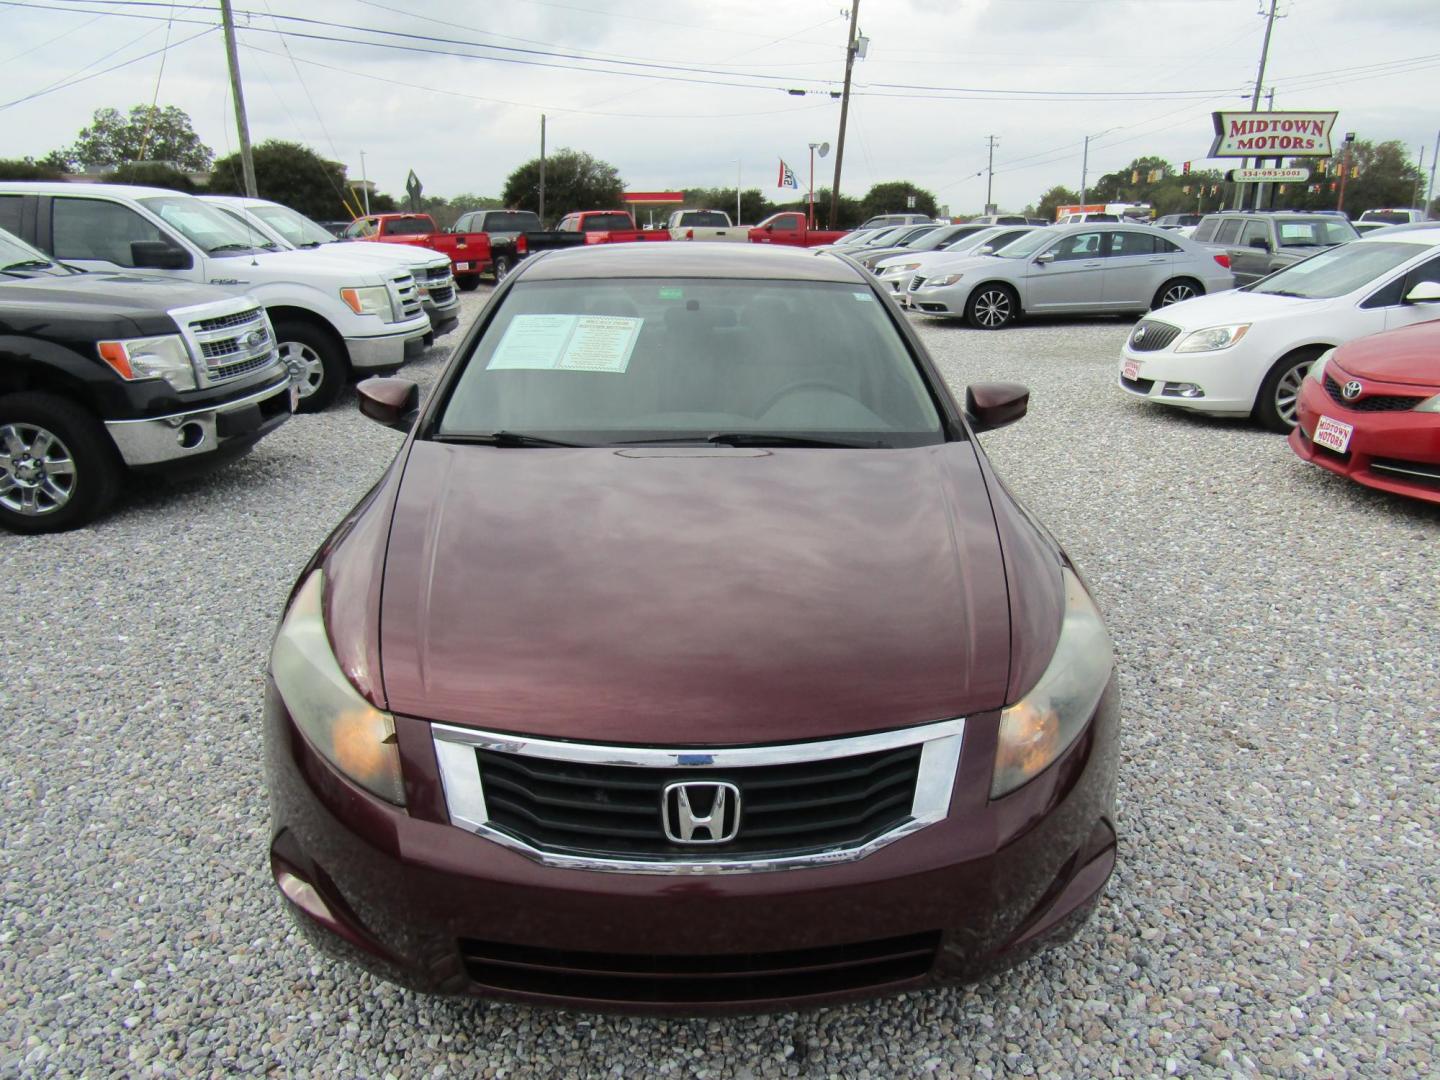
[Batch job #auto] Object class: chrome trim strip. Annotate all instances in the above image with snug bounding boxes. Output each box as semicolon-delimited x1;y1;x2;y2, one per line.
430;718;965;875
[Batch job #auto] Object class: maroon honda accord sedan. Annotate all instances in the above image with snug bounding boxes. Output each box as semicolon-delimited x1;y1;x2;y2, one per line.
264;242;1119;1014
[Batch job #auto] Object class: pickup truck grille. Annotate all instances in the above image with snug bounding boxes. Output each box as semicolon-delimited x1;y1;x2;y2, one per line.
388;274;423;322
185;305;278;385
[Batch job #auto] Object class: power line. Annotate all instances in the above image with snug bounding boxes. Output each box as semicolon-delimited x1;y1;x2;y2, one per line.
0;22;215;109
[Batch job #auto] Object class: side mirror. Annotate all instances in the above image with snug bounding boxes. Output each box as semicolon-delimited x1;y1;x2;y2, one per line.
1405;280;1440;303
966;382;1029;433
130;240;192;270
1035;250;1056;265
1249;238;1271;251
764;224;774;232
357;377;420;432
976;244;995;255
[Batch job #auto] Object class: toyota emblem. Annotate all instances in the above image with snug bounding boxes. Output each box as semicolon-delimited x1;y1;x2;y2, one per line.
1341;380;1363;400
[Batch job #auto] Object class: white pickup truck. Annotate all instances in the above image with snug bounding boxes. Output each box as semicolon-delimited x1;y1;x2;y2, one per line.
666;209;749;242
0;182;434;411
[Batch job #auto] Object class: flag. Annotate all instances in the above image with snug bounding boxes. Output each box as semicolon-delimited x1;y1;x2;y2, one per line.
777;159;799;189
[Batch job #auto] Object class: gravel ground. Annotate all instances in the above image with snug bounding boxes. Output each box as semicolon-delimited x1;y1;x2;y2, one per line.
2;287;1436;1078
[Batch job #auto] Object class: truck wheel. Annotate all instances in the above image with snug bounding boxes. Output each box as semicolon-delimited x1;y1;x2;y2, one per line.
492;256;511;282
456;275;482;292
1254;347;1324;434
0;392;121;534
274;318;345;413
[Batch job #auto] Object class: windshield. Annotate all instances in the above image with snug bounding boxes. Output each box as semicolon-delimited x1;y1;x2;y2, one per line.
860;227;907;247
251;204;337;247
0;228;64;274
213;206;281;249
992;229;1058;259
139;196;265;255
384;217;433;236
581;213;633;232
1274;218;1358;247
908;226;973;251
1359;211;1412;225
1250;242;1423;299
835;229;878;246
436;278;943;447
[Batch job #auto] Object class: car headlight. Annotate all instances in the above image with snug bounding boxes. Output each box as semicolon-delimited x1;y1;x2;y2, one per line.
270;571;406;805
340;285;395;319
883;262;921;276
992;569;1113;799
1174;324;1251;353
1417;392;1440;413
1306;348;1335;385
928;273;964;288
96;334;197;391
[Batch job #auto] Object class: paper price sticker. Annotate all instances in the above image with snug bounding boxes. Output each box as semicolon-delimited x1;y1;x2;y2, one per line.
487;314;645;374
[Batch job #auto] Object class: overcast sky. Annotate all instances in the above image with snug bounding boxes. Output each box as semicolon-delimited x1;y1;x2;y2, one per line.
4;0;1438;213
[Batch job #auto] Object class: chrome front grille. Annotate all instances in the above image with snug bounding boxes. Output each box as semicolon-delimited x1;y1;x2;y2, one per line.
1129;320;1182;352
388;274;423;322
909;274;926;291
424;265;451;283
431;719;965;874
185;305;277;384
427;284;455;305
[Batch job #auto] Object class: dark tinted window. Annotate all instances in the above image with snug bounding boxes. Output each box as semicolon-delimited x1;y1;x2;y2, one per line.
1048;232;1104;261
1213;219;1243;244
1193;218;1220;242
1159;236;1182;253
383;217;433;236
770;216;799;231
676;211;730;228
1108;231;1159;256
438;279;942;446
580;213;633;232
0;196;22;238
51;198;167;266
481;211;543;232
1241;221;1270;247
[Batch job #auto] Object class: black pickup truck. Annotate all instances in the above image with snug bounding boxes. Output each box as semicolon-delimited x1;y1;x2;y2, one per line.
449;209;585;281
0;228;293;533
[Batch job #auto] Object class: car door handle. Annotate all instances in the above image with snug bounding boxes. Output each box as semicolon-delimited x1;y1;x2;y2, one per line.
1083;262;1103;268
1147;257;1167;263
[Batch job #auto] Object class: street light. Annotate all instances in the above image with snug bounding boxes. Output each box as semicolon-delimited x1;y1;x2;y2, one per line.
1079;127;1118;211
808;142;830;228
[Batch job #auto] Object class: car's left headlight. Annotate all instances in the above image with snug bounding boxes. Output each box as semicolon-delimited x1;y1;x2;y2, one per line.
1306;348;1335;385
96;334;197;391
1417;392;1440;413
340;285;395;319
928;273;964;288
270;571;406;805
884;262;921;276
992;569;1113;798
1175;323;1251;353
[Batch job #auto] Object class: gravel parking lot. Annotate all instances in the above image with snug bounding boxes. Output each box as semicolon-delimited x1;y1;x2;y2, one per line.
3;286;1436;1078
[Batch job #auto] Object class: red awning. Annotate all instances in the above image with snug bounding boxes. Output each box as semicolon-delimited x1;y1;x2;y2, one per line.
622;191;686;205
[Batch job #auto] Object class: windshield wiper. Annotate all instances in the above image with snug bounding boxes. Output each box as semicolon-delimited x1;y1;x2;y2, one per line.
619;433;883;449
1259;289;1310;298
206;243;255;254
2;260;55;271
434;431;585;447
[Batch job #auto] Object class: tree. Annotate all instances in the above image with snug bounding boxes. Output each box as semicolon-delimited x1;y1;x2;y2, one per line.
1035;185;1079;222
858;181;938;222
681;187;771;224
63;105;212;171
1279;140;1424;216
0;158;65;181
110;162;196;192
502;149;623;223
209;140;349;220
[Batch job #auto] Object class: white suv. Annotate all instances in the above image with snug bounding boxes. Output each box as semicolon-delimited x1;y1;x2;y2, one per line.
1119;229;1440;431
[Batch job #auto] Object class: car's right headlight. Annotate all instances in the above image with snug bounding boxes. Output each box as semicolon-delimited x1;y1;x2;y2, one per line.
992;569;1113;799
884;262;921;276
270;571;406;805
1175;324;1252;353
1306;348;1335;385
928;273;964;288
340;285;394;319
96;334;197;391
1417;392;1440;413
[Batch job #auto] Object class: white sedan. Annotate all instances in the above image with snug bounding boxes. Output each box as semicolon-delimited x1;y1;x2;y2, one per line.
1119;227;1440;432
874;226;1039;295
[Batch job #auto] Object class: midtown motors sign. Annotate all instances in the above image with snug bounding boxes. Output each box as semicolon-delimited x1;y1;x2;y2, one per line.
1209;111;1338;157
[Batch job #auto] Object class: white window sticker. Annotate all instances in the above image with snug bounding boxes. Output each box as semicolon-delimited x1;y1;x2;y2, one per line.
487;314;645;373
853;291;874;301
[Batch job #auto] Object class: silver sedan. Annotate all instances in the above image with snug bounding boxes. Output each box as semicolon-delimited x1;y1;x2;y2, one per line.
902;223;1235;329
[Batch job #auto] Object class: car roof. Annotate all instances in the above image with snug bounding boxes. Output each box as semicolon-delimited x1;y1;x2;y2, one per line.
0;181;195;199
519;242;868;282
1352;226;1440;246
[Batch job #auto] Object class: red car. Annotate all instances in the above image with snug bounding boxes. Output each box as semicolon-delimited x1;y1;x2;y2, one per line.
264;244;1119;1014
1290;320;1440;505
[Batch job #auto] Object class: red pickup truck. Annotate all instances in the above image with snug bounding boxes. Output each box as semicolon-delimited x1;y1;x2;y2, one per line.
343;213;492;291
555;210;671;245
748;212;850;248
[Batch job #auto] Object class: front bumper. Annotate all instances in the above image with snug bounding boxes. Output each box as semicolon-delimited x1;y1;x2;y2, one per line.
1117;343;1261;416
345;316;432;371
104;370;293;467
1289;377;1440;505
263;678;1119;1015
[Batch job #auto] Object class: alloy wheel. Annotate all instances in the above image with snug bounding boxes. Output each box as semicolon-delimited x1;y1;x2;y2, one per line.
278;341;325;399
1161;283;1196;306
974;290;1012;328
1275;362;1308;427
0;422;77;516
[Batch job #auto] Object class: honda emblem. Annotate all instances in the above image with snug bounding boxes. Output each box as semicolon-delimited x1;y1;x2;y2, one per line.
661;781;741;844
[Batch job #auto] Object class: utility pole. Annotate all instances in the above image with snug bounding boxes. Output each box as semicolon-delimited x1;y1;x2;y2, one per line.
1427;129;1439;217
1080;134;1091;211
538;114;546;223
736;159;742;225
1256;87;1277;211
1415;145;1427;211
985;135;998;214
219;0;257;197
1237;0;1280;211
359;150;370;214
828;0;860;229
1336;132;1355;213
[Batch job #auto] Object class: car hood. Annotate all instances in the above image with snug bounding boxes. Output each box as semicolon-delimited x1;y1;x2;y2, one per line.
378;441;1014;744
1328;320;1440;387
307;242;447;271
0;271;233;313
1149;286;1328;327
